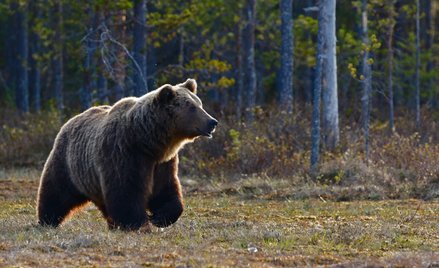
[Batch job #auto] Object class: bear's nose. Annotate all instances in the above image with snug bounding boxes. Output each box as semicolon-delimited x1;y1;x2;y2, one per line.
209;119;218;129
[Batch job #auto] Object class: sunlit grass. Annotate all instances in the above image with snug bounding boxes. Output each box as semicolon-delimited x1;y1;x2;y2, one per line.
1;169;439;266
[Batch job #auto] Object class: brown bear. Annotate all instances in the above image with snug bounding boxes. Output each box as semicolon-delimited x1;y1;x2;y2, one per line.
36;79;217;231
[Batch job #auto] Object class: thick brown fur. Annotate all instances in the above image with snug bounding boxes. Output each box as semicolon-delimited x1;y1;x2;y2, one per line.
37;79;217;231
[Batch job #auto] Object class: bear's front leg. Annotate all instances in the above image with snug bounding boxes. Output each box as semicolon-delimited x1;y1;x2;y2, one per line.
149;156;184;228
149;188;183;228
104;186;149;231
103;162;155;231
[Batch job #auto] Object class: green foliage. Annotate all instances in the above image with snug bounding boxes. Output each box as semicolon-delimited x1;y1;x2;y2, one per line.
226;128;241;162
294;15;318;68
0;1;439;202
0;87;15;108
0;0;437;115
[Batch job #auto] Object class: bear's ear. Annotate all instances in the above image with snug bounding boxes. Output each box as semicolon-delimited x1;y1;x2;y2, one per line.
179;78;197;94
157;84;176;104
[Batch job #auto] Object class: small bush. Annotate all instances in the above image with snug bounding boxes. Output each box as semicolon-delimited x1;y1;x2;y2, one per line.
1;106;438;200
0;109;61;167
180;106;439;199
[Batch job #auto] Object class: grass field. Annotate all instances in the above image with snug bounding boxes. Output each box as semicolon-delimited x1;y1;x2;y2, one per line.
1;168;439;267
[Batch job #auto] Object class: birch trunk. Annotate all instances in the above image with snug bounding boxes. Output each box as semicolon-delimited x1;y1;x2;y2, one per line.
321;0;339;150
310;1;325;171
242;0;257;122
361;0;372;159
279;0;294;113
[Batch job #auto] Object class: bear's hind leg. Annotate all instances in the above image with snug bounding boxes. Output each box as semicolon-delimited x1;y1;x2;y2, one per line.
37;168;88;227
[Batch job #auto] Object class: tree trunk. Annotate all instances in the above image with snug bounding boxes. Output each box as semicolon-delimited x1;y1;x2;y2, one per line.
393;0;406;108
53;1;64;115
16;2;29;113
304;0;315;104
415;0;421;130
242;0;257;121
310;1;325;171
235;10;244;121
29;0;42;112
178;29;184;67
425;0;435;107
97;73;108;104
387;1;396;133
361;0;372;159
81;8;95;111
279;0;294;113
321;0;339;150
6;3;18;97
132;0;148;96
113;10;127;99
96;8;108;104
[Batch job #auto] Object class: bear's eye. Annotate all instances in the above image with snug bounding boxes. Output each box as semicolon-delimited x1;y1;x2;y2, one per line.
189;106;197;113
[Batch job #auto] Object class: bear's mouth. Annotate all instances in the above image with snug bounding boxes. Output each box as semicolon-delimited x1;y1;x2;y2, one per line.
196;128;215;138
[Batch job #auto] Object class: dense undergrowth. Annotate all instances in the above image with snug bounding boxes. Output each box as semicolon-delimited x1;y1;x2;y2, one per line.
1;106;438;200
180;106;439;200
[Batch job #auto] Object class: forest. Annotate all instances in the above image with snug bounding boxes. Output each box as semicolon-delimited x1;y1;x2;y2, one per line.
0;0;439;266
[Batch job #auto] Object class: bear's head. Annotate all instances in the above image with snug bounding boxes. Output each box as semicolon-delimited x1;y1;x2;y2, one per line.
156;79;218;140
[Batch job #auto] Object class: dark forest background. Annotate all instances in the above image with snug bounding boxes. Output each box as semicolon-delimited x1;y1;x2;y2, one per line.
0;0;438;199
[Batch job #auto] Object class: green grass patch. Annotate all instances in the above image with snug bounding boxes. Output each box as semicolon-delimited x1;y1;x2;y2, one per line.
1;170;439;266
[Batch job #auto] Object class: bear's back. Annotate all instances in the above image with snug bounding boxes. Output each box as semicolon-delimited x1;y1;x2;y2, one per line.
108;97;138;115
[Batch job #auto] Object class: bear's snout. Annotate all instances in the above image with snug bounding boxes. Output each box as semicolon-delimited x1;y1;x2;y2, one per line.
208;118;218;130
206;118;218;137
196;116;218;139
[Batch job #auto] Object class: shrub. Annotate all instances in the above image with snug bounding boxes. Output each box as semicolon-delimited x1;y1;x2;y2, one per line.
180;106;439;199
1;105;438;200
0;109;61;167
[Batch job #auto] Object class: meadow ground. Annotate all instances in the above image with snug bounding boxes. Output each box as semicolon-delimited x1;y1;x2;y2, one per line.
0;168;438;267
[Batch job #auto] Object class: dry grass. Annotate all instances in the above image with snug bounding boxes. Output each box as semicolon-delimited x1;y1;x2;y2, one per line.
1;107;438;201
1;108;438;266
1;168;439;267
